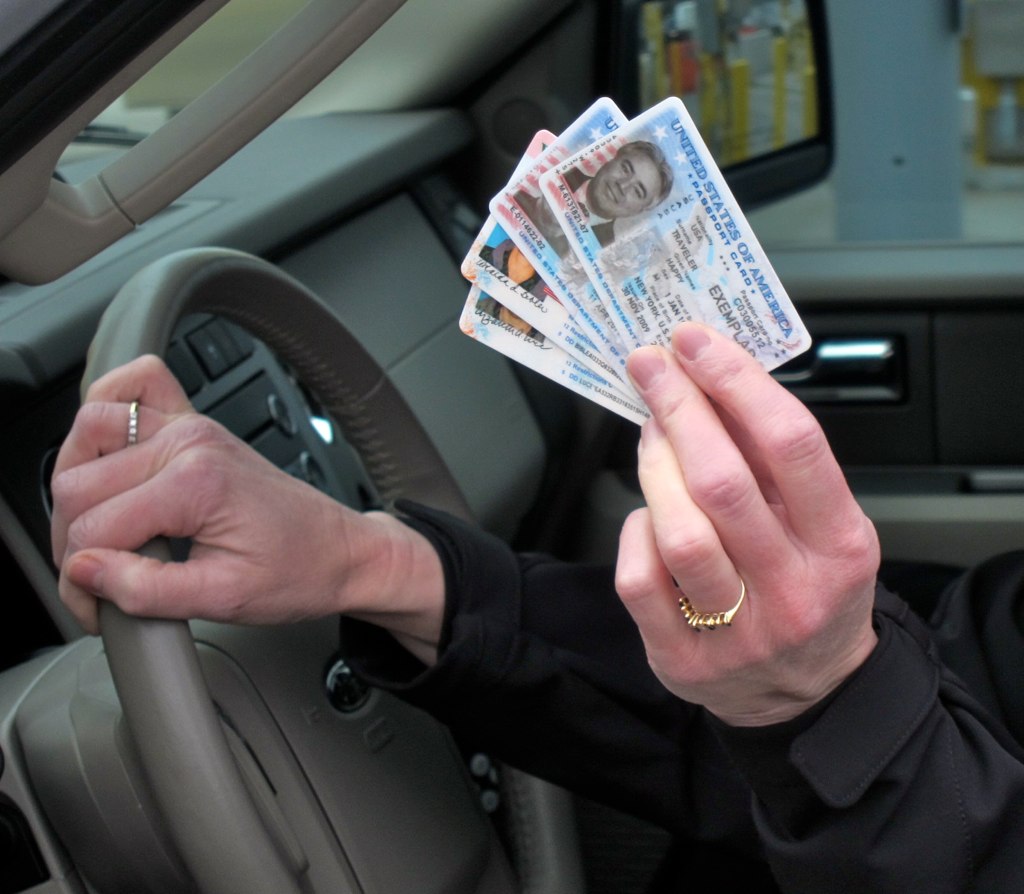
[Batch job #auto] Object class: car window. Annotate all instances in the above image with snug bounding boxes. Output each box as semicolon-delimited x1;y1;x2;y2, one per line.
748;0;1024;248
61;0;305;165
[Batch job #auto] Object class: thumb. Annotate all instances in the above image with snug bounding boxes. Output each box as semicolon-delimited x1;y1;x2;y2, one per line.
65;547;195;627
60;553;106;635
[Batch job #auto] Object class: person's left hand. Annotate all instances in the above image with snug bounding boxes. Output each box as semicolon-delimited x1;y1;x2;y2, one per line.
616;323;881;727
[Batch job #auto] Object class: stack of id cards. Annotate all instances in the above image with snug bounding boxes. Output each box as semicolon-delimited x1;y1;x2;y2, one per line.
458;96;811;425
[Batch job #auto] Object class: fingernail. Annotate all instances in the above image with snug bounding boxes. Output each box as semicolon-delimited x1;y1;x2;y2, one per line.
627;347;666;391
673;324;711;361
68;554;104;594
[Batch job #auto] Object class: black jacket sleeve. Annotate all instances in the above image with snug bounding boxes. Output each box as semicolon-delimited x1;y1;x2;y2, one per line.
712;587;1024;892
341;503;759;850
341;503;1024;893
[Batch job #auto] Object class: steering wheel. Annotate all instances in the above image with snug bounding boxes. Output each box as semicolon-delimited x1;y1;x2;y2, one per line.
79;248;518;894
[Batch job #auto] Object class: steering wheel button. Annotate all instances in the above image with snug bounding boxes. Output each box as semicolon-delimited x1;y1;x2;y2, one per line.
186;327;229;378
210;375;275;441
165;341;205;395
223;321;255;360
299;452;327;491
267;393;297;436
251;427;300;468
205;319;245;367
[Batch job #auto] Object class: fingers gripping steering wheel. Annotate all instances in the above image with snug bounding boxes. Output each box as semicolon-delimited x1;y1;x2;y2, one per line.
82;248;477;894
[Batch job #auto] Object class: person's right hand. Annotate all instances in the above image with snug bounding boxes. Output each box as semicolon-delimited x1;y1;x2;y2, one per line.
50;355;445;662
615;324;880;727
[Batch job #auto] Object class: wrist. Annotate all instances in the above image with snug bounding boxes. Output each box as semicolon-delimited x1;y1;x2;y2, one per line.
330;508;445;660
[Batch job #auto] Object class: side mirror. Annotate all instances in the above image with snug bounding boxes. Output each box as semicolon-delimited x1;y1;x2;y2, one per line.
615;0;831;208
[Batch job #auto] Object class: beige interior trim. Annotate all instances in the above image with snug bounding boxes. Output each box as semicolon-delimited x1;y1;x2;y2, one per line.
0;0;408;284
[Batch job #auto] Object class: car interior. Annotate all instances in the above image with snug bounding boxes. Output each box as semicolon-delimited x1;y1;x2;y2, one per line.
1;1;1023;892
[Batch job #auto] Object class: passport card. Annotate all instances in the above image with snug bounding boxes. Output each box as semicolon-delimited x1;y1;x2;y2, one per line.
459;284;648;424
488;98;633;373
464;216;638;396
538;96;810;369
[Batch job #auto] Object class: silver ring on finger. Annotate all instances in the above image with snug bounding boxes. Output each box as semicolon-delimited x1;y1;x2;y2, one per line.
127;400;140;447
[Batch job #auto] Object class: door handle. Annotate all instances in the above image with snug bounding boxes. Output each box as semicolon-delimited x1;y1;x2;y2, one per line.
774;337;903;403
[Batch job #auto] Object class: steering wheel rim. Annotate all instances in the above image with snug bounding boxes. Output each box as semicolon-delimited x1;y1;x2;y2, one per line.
81;247;475;894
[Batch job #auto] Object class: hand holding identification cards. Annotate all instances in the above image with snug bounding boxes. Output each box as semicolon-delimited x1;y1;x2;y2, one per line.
460;95;811;425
